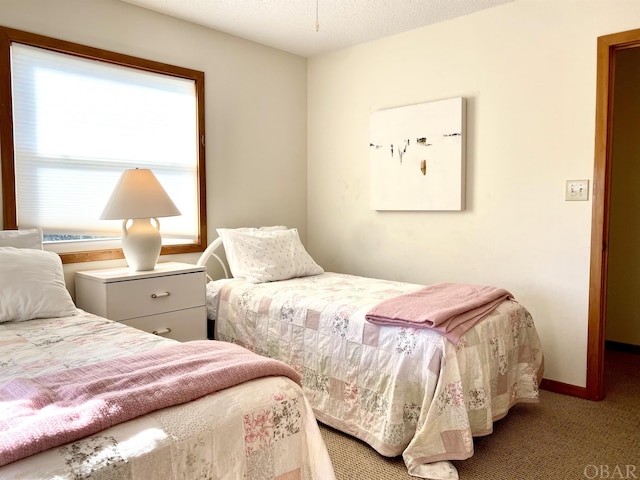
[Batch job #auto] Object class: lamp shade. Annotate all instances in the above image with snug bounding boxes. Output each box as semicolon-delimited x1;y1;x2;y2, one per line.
100;168;180;220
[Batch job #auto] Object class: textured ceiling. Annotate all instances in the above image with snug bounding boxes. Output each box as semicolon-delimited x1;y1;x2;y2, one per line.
120;0;513;57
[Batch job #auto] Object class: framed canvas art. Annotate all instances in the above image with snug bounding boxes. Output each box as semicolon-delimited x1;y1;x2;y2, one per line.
370;97;466;211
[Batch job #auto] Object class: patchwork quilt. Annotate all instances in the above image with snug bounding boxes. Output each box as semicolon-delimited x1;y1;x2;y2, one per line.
0;311;335;480
212;272;544;477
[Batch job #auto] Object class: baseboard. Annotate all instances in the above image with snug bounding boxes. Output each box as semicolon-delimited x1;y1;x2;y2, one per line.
541;345;638;401
605;340;640;354
540;378;588;399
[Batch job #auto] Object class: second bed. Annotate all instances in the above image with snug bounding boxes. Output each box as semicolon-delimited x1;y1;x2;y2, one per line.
198;227;545;479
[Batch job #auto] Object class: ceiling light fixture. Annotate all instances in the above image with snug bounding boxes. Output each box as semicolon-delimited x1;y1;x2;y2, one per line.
315;0;320;32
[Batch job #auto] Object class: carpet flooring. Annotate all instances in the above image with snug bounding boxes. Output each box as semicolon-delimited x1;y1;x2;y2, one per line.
320;349;640;479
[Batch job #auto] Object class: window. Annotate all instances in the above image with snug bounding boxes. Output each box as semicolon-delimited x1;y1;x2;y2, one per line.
0;27;206;263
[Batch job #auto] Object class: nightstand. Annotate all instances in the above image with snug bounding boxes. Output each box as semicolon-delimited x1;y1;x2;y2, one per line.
75;262;207;342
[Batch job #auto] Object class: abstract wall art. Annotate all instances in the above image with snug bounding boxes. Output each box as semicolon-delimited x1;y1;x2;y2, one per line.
369;97;466;211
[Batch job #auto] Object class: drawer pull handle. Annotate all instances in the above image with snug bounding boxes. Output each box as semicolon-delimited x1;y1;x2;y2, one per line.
152;328;172;336
151;292;170;298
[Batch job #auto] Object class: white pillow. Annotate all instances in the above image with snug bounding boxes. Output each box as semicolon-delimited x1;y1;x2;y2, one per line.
0;228;43;249
217;226;287;277
216;228;323;283
0;247;77;323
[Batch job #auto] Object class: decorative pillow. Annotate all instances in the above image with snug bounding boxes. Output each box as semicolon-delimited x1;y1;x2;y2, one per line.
217;226;287;277
0;247;77;323
0;228;43;249
216;228;323;283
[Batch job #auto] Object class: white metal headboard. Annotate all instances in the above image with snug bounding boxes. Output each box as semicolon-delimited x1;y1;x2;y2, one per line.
196;236;230;279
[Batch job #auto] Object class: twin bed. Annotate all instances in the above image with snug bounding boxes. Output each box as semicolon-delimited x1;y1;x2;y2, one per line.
198;226;545;479
0;226;544;480
0;229;335;479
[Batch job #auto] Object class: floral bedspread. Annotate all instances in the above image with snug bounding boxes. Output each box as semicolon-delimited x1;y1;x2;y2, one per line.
0;311;335;480
213;273;544;478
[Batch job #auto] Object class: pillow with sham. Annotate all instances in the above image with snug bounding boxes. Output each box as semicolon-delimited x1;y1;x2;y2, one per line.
0;227;43;249
217;226;286;277
0;247;77;323
217;227;323;283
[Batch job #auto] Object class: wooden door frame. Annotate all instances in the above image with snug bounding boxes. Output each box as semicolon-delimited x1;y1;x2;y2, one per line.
588;28;640;401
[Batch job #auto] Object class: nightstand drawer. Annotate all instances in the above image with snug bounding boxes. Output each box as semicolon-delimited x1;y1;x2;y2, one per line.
122;306;207;342
105;271;204;321
75;263;207;342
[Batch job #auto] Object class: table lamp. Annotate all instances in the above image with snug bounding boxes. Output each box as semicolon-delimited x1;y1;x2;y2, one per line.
100;168;180;271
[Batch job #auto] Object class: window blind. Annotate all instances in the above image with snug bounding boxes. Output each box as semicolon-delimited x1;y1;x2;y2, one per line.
10;43;199;247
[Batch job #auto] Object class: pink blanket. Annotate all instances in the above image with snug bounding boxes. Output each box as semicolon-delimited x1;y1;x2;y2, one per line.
0;340;300;467
365;282;513;343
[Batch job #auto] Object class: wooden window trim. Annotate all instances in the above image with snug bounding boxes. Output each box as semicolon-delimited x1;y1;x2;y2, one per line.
0;26;206;264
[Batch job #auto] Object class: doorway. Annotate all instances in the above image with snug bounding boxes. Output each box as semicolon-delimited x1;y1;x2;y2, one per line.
588;28;640;401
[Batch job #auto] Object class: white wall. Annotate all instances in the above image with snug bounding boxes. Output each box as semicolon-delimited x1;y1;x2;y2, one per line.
0;0;308;294
307;0;640;387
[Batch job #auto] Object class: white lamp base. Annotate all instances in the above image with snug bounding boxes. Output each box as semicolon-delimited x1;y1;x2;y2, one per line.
122;218;162;271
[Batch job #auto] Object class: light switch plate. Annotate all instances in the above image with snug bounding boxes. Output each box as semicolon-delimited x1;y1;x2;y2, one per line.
565;180;589;201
